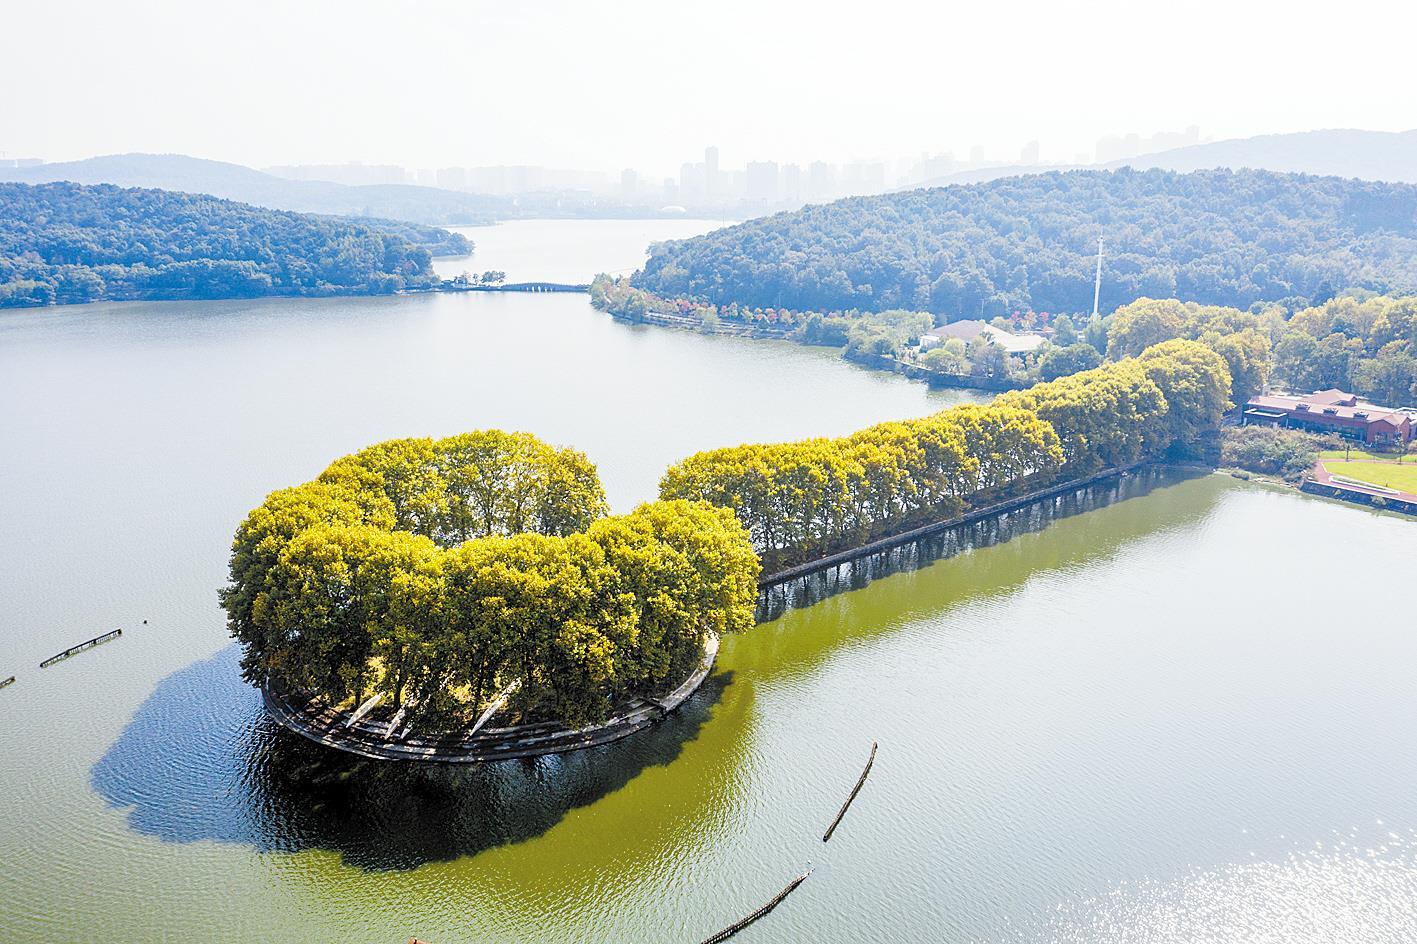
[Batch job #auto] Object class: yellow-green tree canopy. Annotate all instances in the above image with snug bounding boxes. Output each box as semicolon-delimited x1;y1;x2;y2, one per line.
661;404;1063;567
1134;339;1233;451
664;339;1230;567
1103;297;1271;403
222;431;759;728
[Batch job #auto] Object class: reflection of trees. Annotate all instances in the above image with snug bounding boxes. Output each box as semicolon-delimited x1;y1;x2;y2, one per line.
92;644;751;877
756;467;1211;639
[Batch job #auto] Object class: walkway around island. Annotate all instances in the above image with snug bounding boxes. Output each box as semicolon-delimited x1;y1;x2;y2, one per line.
264;634;718;763
757;463;1144;588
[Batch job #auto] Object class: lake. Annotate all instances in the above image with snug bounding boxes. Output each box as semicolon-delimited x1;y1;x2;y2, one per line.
430;218;731;283
2;219;1415;944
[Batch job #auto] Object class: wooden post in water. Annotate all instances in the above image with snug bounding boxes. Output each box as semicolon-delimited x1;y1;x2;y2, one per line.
698;866;813;944
39;628;123;668
822;741;877;842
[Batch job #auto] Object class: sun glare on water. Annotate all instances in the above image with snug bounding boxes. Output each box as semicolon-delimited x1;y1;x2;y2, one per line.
1027;824;1417;944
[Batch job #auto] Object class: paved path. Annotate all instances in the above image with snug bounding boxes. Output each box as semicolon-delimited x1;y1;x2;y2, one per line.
1313;460;1417;503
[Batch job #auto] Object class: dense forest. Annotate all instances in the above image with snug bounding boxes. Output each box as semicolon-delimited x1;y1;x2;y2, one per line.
634;168;1417;318
0;182;467;308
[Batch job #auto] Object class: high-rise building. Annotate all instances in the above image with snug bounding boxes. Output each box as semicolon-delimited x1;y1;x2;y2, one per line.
862;161;886;193
436;166;467;189
807;161;836;201
267;162;408;186
680;161;706;203
1020;140;1041;164
909;152;957;185
704;145;719;197
745;161;780;203
781;163;802;204
840;160;886;195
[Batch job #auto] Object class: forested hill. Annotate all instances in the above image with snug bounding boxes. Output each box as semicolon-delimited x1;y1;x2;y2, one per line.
633;168;1417;319
0;182;455;308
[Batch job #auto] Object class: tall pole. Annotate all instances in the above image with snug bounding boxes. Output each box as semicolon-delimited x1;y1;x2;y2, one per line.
1092;235;1103;319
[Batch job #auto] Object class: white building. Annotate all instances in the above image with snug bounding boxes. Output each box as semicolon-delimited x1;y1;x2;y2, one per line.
919;320;1045;354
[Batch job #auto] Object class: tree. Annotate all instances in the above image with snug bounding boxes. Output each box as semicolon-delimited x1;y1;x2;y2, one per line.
1353;348;1417;404
1082;315;1109;355
1136;340;1232;454
1039;342;1102;381
919;338;968;374
1106;298;1188;359
1274;330;1318;390
1204;328;1271;405
968;339;1007;377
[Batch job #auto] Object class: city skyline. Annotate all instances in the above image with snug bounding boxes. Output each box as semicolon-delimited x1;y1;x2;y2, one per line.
235;127;1213;209
5;0;1416;175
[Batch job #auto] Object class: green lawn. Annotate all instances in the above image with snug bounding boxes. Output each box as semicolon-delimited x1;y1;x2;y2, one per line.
1323;459;1417;494
1319;447;1407;463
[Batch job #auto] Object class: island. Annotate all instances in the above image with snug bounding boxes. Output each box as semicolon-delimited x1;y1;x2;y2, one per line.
226;338;1235;761
223;430;760;759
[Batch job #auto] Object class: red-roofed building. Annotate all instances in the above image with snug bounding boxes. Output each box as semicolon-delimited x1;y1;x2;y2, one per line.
1242;389;1413;445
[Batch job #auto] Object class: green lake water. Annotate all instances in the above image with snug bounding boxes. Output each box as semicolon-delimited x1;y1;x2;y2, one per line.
2;221;1415;943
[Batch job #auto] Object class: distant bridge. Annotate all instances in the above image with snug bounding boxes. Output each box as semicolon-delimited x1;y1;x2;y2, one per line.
440;280;590;294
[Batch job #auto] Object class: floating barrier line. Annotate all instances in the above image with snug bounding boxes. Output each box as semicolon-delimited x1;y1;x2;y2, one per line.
822;741;877;842
699;866;813;944
38;628;122;668
0;675;14;690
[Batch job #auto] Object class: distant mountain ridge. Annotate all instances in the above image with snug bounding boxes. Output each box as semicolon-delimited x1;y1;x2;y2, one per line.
0;153;509;226
914;129;1417;189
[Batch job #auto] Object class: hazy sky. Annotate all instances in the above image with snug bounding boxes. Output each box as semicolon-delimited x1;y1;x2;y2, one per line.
5;0;1415;175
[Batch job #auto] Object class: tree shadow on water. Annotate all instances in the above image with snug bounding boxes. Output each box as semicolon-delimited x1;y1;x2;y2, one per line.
91;643;730;871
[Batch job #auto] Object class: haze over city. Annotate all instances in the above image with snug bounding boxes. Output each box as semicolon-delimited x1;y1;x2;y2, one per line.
5;0;1417;175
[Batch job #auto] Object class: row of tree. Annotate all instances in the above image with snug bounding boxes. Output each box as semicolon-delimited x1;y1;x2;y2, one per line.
223;433;760;728
0;182;454;307
660;339;1231;567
